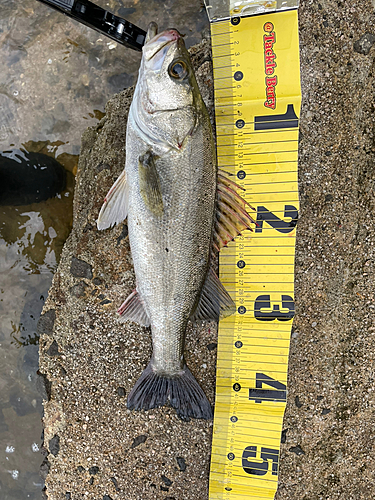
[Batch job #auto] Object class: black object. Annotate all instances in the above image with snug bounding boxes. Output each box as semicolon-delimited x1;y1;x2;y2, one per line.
37;0;146;51
0;150;66;205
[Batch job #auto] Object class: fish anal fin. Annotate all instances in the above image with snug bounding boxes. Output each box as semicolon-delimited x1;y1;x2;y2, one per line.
191;268;235;322
97;169;128;230
138;151;163;217
118;290;150;327
214;170;256;251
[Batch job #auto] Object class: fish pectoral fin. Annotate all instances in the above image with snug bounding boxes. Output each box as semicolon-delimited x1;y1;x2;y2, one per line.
138;151;163;217
97;169;128;230
190;268;235;322
213;169;256;251
117;289;151;327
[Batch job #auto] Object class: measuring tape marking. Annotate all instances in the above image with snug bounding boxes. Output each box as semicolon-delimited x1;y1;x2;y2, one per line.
209;10;300;499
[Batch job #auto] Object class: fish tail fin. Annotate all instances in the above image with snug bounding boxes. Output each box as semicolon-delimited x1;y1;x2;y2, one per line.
127;362;213;420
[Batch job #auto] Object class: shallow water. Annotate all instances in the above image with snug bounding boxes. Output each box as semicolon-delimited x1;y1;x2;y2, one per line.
0;1;208;498
0;183;74;499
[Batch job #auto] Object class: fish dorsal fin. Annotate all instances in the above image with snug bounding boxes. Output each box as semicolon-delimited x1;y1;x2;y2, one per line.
138;151;163;216
97;169;128;230
118;290;151;327
190;268;235;322
213;169;256;252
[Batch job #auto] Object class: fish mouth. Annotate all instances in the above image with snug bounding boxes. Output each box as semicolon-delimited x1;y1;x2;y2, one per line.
143;29;182;62
148;29;181;46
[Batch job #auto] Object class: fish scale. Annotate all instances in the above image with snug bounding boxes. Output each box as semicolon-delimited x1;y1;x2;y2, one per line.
127;130;215;354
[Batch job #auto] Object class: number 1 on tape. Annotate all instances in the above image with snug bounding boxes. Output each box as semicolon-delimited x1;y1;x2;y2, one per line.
206;2;301;499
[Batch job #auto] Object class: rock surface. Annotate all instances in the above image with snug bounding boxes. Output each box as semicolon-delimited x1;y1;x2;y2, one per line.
39;1;375;499
38;39;216;500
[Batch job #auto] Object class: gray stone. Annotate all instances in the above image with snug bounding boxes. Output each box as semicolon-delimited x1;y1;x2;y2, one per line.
353;32;375;55
70;256;93;279
40;457;51;481
110;477;119;491
116;224;128;245
176;456;186;472
130;435;147;449
161;475;173;486
289;446;305;456
37;309;56;336
36;371;52;401
69;281;88;298
49;435;60;457
46;340;60;357
117;387;126;397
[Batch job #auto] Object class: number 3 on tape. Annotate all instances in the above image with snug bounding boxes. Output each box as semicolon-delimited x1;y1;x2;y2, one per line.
254;295;295;321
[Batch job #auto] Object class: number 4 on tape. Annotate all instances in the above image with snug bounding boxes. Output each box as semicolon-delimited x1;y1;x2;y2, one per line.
249;373;287;403
242;446;279;476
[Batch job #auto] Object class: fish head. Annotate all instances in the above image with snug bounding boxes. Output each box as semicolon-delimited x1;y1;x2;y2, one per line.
134;23;202;151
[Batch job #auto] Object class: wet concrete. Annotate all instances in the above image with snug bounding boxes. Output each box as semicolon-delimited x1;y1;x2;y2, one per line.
0;155;74;499
39;0;375;499
0;0;208;156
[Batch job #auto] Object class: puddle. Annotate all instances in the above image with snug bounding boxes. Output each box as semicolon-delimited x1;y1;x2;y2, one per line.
0;144;74;499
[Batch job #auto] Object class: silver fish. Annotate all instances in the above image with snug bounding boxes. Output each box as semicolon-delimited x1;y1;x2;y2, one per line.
97;23;254;419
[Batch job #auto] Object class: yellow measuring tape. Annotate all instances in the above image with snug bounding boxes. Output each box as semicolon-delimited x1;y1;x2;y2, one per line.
208;6;301;500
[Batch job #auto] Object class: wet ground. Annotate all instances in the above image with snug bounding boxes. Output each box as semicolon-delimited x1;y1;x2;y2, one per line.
0;1;208;498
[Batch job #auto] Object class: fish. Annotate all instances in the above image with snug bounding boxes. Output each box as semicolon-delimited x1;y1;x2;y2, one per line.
97;22;255;419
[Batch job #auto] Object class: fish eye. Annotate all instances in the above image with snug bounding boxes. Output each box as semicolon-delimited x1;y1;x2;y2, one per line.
168;59;188;80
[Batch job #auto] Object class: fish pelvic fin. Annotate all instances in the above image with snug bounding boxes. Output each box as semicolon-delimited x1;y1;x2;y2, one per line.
190;267;235;322
97;169;128;230
138;151;163;217
118;290;151;327
127;362;213;420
